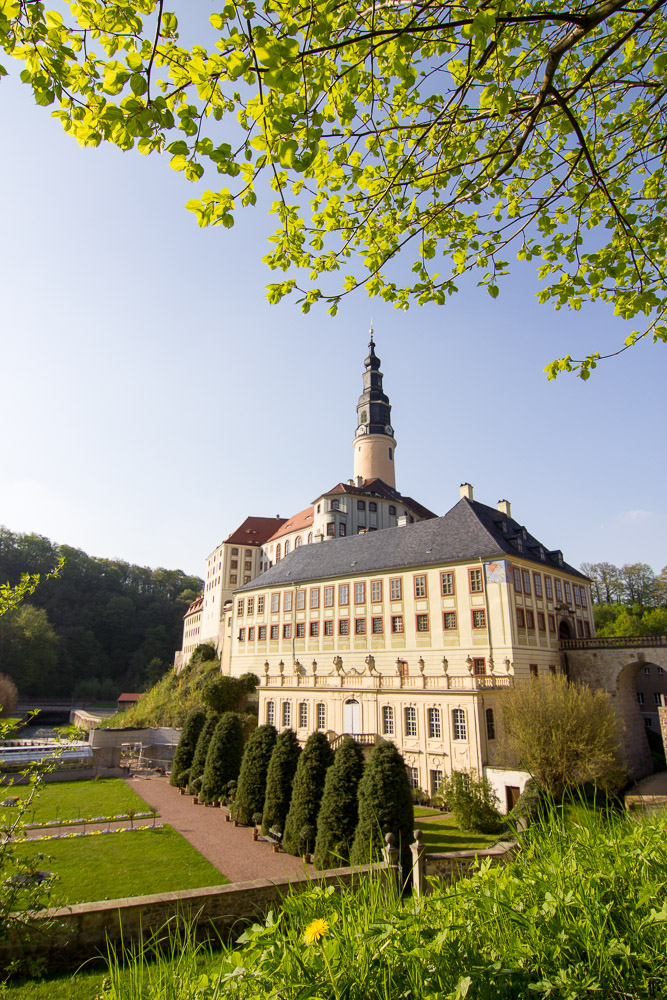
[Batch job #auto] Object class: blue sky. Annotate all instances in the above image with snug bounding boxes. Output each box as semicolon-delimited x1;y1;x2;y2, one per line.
1;55;665;581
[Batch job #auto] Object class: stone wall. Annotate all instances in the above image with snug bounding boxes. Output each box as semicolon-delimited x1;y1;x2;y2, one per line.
410;833;518;897
2;864;388;972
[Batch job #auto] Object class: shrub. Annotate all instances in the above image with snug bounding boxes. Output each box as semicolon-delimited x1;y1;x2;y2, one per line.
201;713;245;802
262;728;301;835
441;770;504;834
350;741;414;873
235;724;277;825
187;711;219;793
202;674;258;714
192;643;217;663
0;673;18;716
169;709;206;787
314;736;365;870
511;777;547;826
283;732;334;856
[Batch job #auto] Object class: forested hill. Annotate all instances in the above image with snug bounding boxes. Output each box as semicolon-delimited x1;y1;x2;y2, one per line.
0;526;203;699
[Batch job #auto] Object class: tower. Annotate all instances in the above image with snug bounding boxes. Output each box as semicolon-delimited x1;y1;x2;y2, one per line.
353;332;397;488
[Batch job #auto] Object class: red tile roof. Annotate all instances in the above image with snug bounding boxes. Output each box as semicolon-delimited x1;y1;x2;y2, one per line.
266;506;315;542
184;595;204;618
224;516;288;547
117;693;143;703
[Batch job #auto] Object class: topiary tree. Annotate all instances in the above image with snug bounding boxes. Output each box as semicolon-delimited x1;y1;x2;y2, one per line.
201;712;245;802
262;728;301;836
350;741;414;873
234;724;277;825
187;711;219;793
314;736;365;870
170;709;207;787
283;731;334;856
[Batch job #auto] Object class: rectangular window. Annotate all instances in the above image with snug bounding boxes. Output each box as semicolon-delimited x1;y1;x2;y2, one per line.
339;619;350;635
266;701;275;726
369;502;377;512
407;766;419;789
355;618;366;635
581;588;588;608
533;573;542;598
357;499;366;510
257;596;265;614
390;578;402;601
522;570;531;595
427;707;441;739
231;547;238;556
391;615;404;634
514;568;522;592
296;622;305;638
441;571;455;596
655;693;663;706
576;619;584;637
299;702;308;728
554;578;562;602
430;769;444;793
516;608;526;628
327;522;336;536
238;628;246;641
296;590;306;610
416;613;430;632
282;702;291;727
270;625;279;640
283;623;292;639
237;599;244;616
248;627;255;641
339;523;346;537
452;708;467;740
584;621;591;637
574;585;581;606
637;692;645;705
382;705;395;736
247;598;254;615
548;614;556;632
324;620;334;636
371;580;382;602
283;591;293;612
469;568;483;593
230;575;237;584
414;575;427;598
545;576;553;600
317;703;326;730
443;611;457;630
530;664;538;677
549;664;556;675
473;657;486;676
258;626;267;640
271;593;280;613
485;708;496;740
526;610;535;630
472;609;487;629
355;582;366;604
372;616;383;634
537;612;546;631
231;560;238;570
309;621;319;637
310;588;320;610
339;584;349;606
244;561;252;571
404;706;417;737
324;586;334;607
388;505;396;515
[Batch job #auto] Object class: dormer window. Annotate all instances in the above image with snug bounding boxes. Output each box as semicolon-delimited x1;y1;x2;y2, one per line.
515;537;523;552
540;547;545;561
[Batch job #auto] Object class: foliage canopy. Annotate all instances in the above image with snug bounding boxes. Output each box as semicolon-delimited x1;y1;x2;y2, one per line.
261;727;301;836
282;730;334;855
313;735;365;869
3;1;667;376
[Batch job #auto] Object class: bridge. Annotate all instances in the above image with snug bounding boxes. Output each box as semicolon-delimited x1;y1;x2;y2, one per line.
563;636;667;781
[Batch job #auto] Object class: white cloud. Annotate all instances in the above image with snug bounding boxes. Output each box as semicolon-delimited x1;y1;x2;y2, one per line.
619;509;654;522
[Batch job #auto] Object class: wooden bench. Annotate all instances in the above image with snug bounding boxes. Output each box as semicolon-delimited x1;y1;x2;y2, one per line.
265;828;283;853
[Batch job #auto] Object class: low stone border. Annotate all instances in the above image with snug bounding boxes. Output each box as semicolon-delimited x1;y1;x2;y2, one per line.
23;811;157;830
15;824;164;843
410;830;518;897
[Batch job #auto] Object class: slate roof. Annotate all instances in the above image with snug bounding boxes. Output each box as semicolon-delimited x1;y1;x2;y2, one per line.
224;516;287;547
237;497;586;592
318;477;437;520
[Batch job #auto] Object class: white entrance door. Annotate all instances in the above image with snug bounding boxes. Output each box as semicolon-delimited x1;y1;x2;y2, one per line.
343;699;361;734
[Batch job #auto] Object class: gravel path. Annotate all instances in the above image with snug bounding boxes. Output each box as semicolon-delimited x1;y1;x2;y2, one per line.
126;774;316;883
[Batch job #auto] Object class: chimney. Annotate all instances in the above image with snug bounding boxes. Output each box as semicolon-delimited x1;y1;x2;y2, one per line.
397;515;409;527
275;514;281;519
356;476;364;487
313;532;324;543
459;483;474;501
497;499;511;517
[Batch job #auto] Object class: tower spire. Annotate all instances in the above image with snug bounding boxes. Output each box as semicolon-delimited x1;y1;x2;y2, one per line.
353;331;397;487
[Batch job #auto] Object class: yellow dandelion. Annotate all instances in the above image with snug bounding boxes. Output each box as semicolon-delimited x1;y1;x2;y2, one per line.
304;918;329;944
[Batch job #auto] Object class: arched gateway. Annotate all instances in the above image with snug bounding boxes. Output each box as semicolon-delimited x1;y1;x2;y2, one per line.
563;636;667;781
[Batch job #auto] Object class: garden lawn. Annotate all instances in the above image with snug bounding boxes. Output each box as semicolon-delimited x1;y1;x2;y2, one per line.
416;814;499;852
14;825;227;905
13;778;150;826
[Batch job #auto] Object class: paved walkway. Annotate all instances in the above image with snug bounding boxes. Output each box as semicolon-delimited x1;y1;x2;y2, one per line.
126;774;316;883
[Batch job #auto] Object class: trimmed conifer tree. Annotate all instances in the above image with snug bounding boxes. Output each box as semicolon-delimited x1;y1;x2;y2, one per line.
187;711;219;793
313;736;365;870
350;741;414;873
234;723;277;825
262;728;302;836
170;709;206;787
200;712;245;802
283;731;334;856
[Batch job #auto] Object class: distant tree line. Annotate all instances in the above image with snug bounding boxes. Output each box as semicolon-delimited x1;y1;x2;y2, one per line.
0;526;203;698
580;561;667;638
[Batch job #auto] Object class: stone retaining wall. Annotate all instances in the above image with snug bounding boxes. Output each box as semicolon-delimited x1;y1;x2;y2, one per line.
410;833;518;897
1;864;389;972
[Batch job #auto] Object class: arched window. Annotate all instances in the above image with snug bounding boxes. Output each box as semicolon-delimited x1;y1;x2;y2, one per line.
295;536;302;547
307;532;313;544
284;540;290;555
275;543;281;561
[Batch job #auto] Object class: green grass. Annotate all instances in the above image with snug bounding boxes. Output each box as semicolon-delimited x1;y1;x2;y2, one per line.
416;814;500;852
14;825;227;905
413;805;442;818
15;778;151;827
